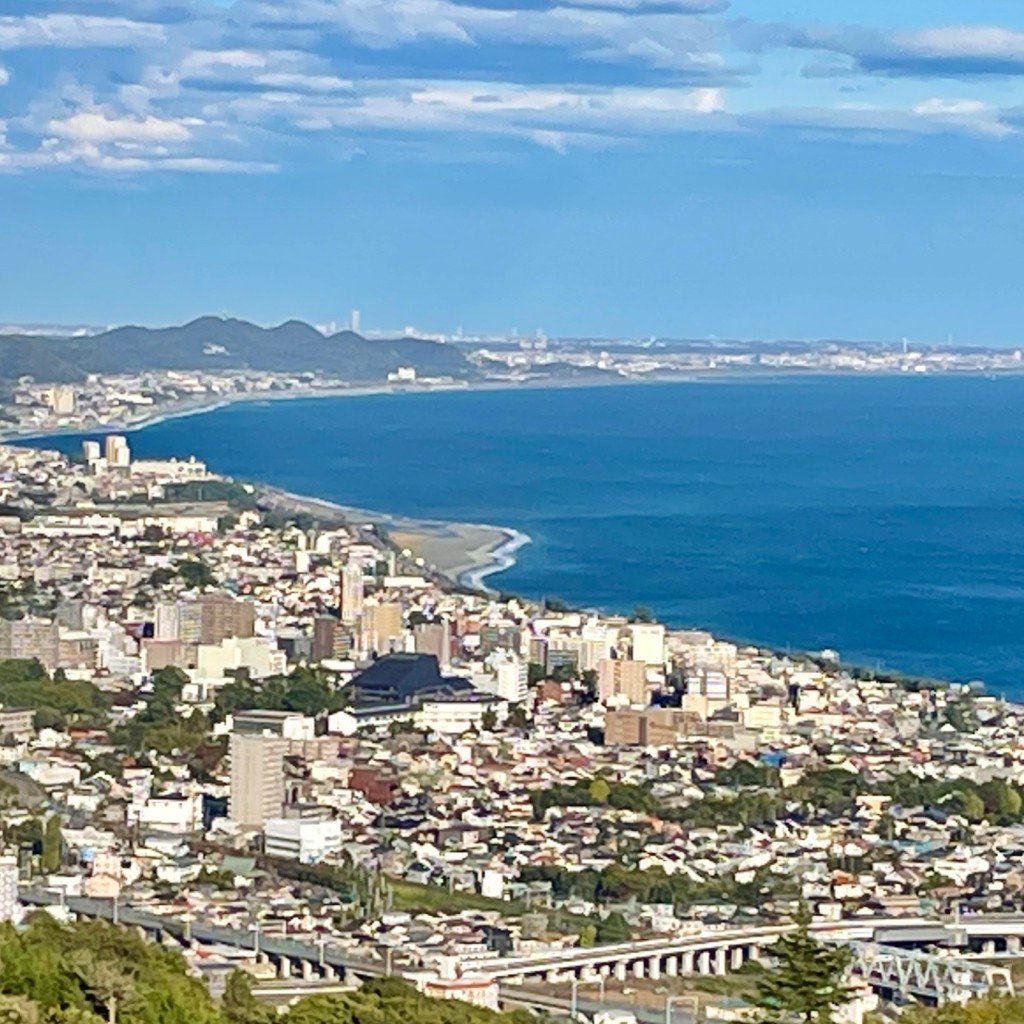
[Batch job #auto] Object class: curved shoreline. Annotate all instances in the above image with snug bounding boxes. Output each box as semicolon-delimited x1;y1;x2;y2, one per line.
457;528;533;591
253;485;530;591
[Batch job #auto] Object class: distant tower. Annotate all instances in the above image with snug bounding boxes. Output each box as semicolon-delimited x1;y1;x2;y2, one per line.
340;564;364;624
351;309;361;334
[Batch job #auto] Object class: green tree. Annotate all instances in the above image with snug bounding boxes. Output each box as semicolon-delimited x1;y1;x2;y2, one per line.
176;560;215;590
594;911;632;944
221;970;274;1024
588;778;611;804
480;708;498;732
754;908;853;1024
40;816;61;874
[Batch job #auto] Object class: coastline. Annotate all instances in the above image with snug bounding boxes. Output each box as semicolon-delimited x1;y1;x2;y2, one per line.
5;364;1014;446
253;484;531;592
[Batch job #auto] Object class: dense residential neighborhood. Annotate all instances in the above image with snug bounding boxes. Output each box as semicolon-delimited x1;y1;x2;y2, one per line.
0;438;1021;1015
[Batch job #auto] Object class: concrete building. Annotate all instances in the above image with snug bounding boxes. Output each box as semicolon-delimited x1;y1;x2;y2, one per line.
195;637;286;681
340;564;364;624
179;594;255;645
228;733;289;829
361;599;402;654
0;619;59;671
597;658;648;705
312;615;337;662
104;434;131;468
232;709;315;740
0;855;18;922
630;623;666;666
605;708;699;746
414;620;451;669
263;815;342;863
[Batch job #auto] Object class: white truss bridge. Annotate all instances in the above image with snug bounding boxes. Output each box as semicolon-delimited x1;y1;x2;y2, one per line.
849;942;1015;1004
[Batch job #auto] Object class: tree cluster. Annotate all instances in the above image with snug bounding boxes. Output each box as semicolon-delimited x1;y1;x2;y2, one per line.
0;919;535;1024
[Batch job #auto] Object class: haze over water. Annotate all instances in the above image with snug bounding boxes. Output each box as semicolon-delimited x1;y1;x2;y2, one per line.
43;376;1024;693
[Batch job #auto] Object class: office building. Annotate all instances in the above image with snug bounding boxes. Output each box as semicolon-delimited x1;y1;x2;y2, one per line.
232;709;315;739
81;440;101;464
104;434;131;468
605;709;698;747
50;386;75;415
630;623;666;666
312;615;337;662
414;620;451;668
597;658;648;705
228;733;289;829
0;855;18;922
361;599;403;654
350;309;361;334
0;619;59;671
154;602;180;642
263;815;342;864
178;594;255;645
339;564;364;624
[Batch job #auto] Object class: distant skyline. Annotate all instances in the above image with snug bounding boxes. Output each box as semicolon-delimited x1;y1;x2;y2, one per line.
2;1;1024;343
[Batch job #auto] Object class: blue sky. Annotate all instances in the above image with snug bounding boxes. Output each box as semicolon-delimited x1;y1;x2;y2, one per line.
3;1;1024;342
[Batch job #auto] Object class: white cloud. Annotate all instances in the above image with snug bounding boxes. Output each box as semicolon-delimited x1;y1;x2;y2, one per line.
906;26;1024;59
0;14;166;50
45;111;193;144
0;66;9;87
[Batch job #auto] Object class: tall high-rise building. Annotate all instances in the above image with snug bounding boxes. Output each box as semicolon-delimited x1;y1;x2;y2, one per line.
351;309;361;334
339;564;364;624
414;620;451;669
154;602;180;642
597;658;648;706
312;615;337;662
362;599;403;655
50;386;76;415
104;434;131;468
229;733;288;829
0;855;18;922
82;440;101;464
178;594;255;645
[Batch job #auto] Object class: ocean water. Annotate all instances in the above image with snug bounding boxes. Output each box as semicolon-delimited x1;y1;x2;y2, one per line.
33;376;1024;692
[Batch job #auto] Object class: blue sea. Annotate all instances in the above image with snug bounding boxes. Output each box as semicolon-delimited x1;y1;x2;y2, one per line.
32;376;1024;692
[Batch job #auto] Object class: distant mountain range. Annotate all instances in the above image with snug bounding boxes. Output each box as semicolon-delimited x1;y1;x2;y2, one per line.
0;317;471;383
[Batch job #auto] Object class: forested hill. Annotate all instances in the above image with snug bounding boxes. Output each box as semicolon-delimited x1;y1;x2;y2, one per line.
0;317;471;383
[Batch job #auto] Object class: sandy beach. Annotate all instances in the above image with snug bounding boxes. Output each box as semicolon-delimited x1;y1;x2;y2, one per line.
254;485;529;591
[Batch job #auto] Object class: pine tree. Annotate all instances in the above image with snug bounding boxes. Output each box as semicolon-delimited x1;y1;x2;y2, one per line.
754;907;854;1024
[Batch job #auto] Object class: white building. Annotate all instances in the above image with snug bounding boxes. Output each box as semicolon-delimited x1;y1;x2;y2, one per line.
417;698;502;735
0;855;18;922
630;623;666;666
263;816;342;864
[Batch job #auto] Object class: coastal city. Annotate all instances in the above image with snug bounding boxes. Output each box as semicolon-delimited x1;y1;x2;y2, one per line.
0;432;1021;1021
5;321;1024;442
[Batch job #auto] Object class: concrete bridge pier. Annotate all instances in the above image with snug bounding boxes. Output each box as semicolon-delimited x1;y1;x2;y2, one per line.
615;962;628;983
632;960;645;980
681;951;695;975
697;950;712;975
322;964;338;981
277;957;292;980
598;964;611;979
1009;937;1022;956
665;956;679;978
731;947;745;971
715;948;728;975
301;960;314;981
648;957;661;981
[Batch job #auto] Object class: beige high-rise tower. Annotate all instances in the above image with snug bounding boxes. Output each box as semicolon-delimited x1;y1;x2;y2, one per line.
229;733;288;828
